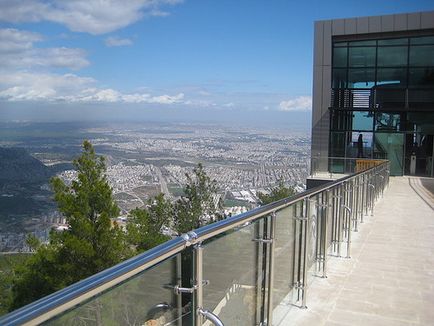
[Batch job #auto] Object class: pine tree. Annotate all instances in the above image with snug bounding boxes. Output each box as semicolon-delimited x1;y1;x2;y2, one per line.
10;141;130;310
174;163;223;234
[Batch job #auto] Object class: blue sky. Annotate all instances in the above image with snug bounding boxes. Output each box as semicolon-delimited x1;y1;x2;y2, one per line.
0;0;433;126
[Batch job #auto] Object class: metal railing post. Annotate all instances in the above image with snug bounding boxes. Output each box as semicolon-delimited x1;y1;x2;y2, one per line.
369;183;375;216
361;175;366;223
266;212;276;326
337;185;343;257
351;179;358;232
194;244;204;325
322;190;330;278
301;198;310;309
341;204;352;258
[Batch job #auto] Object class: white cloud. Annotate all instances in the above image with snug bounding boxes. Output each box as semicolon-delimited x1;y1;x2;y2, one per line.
0;71;184;105
279;96;312;111
147;93;184;104
0;0;183;35
0;72;95;101
74;89;184;104
105;36;133;47
0;28;42;52
0;28;89;70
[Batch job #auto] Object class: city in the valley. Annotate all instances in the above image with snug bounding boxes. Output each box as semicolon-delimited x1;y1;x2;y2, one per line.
0;121;310;251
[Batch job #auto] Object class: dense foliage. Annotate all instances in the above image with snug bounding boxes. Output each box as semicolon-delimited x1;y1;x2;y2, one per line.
127;193;171;252
257;180;295;205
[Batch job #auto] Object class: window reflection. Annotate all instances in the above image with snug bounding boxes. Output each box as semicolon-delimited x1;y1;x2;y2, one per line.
409;68;434;88
348;68;375;88
332;68;347;88
352;111;373;131
349;47;376;67
377;46;407;67
375;113;401;131
333;47;347;67
376;68;407;86
410;45;434;66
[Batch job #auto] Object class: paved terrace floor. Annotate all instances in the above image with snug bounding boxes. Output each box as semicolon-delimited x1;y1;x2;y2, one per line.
277;177;434;326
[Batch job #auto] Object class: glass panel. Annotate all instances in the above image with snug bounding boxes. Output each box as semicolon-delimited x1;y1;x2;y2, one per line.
349;46;376;67
43;255;184;326
409;68;434;88
348;68;375;88
352;111;373;131
409;45;434;66
332;68;347;88
374;133;404;176
376;68;407;87
410;36;434;45
375;112;401;132
202;218;264;326
306;195;319;285
272;205;295;318
330;157;346;173
378;38;408;46
348;40;376;46
333;47;347;67
377;46;407;67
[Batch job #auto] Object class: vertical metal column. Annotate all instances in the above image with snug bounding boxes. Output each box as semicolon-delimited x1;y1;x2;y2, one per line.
322;189;331;278
266;212;276;326
194;244;204;325
354;177;359;231
360;175;365;223
337;185;343;257
176;255;183;326
352;179;358;232
301;198;310;309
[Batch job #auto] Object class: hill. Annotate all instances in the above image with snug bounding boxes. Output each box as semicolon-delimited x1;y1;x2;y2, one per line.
0;147;50;183
0;147;53;183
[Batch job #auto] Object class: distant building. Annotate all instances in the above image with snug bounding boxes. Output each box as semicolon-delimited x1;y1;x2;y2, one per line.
311;11;434;177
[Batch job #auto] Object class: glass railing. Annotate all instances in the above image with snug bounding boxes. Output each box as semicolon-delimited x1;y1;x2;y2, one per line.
0;161;390;326
310;156;387;177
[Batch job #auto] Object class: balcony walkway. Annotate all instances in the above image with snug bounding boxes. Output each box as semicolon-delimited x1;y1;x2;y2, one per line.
276;176;434;326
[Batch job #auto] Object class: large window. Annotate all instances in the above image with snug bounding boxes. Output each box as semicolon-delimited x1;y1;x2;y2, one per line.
332;35;434;89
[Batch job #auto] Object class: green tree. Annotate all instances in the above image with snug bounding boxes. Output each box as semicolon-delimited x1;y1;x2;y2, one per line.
10;141;130;310
173;163;223;234
127;193;171;252
0;254;30;316
258;179;295;205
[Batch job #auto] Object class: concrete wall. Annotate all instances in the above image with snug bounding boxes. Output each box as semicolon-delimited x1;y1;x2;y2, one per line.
310;10;434;172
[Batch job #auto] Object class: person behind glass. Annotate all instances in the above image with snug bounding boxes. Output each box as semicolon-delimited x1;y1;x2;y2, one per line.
357;134;363;158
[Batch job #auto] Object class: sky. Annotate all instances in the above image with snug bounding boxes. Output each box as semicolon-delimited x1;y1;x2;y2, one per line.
0;0;433;128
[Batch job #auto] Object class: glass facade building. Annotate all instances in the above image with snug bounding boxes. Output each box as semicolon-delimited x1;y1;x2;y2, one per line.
311;11;434;177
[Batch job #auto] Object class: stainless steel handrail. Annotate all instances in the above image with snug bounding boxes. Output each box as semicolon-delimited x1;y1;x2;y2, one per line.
0;161;390;326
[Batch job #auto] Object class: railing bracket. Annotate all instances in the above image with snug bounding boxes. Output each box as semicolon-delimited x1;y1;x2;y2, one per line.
164;280;209;295
294;216;308;221
252;238;273;244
